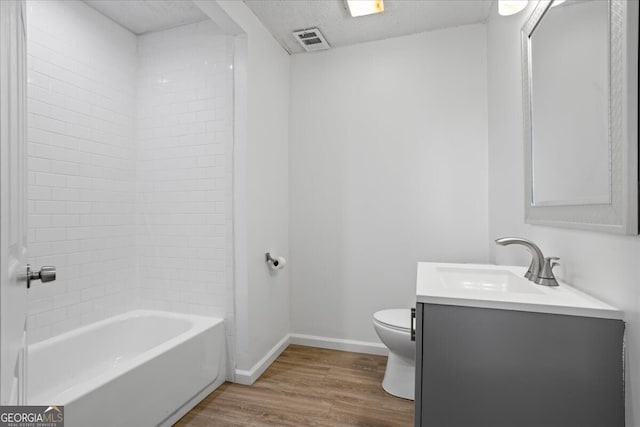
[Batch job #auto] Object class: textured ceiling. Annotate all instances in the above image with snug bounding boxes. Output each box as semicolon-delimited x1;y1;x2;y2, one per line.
243;0;494;54
84;0;209;35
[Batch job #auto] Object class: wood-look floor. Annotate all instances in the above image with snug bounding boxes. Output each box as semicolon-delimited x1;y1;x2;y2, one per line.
175;345;414;427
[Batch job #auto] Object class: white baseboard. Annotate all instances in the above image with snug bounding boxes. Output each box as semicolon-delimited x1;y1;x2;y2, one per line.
234;334;290;385
232;333;387;386
289;333;388;356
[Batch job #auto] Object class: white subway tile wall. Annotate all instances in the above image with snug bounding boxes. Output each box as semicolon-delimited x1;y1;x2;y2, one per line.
26;1;234;344
26;0;138;343
136;21;234;319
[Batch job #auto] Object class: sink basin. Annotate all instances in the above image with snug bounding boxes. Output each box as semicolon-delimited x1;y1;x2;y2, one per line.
417;263;622;320
437;267;544;295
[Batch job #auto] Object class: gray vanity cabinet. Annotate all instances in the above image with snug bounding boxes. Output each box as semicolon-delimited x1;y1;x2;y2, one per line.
414;303;625;427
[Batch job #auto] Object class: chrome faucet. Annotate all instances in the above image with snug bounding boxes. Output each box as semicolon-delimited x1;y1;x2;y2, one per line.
495;237;559;287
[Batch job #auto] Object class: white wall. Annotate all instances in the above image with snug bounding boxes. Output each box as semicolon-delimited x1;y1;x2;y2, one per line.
213;1;291;375
135;21;234;320
26;0;137;343
289;24;490;344
486;3;640;426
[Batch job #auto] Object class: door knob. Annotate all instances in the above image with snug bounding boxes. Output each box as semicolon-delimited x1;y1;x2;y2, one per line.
26;265;56;288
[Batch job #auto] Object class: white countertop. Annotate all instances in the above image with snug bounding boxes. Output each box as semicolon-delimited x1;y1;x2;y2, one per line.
416;262;623;320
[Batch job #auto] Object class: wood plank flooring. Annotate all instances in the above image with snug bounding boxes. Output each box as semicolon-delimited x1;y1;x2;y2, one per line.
175;345;414;426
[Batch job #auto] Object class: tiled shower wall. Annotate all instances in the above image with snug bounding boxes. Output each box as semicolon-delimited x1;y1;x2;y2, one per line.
26;0;234;344
136;22;234;319
26;0;138;343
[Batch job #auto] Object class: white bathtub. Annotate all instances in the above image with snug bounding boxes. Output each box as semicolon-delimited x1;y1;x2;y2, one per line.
28;310;225;427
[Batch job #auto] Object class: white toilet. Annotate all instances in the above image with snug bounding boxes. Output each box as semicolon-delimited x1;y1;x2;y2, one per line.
372;308;416;400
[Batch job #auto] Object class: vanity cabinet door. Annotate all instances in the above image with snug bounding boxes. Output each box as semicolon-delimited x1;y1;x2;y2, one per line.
414;303;624;427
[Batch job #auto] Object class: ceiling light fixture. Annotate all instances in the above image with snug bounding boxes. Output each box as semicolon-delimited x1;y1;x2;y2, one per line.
346;0;384;18
498;0;528;16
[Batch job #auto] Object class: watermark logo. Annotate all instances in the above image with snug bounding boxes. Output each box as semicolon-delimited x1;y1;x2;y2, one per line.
0;405;63;427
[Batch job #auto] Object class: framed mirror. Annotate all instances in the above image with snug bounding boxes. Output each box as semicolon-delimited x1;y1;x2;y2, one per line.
522;0;638;234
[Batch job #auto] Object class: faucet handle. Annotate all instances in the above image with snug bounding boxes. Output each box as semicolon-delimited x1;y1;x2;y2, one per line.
547;257;560;270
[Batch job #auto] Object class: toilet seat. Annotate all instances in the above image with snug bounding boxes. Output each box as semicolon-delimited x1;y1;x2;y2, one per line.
373;309;411;332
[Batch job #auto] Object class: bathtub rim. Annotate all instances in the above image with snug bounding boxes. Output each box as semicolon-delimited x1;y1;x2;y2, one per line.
28;309;224;406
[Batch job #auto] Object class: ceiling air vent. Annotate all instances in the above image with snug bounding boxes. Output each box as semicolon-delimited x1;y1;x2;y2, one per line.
292;28;330;52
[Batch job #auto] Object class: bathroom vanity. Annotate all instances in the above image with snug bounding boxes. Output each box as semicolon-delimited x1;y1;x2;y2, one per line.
414;263;625;427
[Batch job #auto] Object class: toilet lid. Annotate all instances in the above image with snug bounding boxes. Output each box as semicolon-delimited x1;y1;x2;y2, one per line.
373;309;411;330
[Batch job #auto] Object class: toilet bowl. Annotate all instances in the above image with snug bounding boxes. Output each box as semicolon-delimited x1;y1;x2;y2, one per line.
372;308;415;400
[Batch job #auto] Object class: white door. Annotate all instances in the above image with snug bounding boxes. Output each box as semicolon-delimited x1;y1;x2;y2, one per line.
0;0;28;405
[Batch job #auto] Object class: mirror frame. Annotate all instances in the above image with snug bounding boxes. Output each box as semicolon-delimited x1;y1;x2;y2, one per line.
521;0;639;235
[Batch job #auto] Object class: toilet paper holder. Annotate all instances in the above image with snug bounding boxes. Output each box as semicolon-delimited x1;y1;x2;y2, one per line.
265;252;282;267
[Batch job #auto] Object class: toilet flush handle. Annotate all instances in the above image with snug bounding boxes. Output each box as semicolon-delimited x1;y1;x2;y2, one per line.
410;308;416;341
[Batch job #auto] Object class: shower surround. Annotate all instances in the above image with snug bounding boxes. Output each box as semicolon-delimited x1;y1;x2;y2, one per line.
136;22;234;319
25;0;234;346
